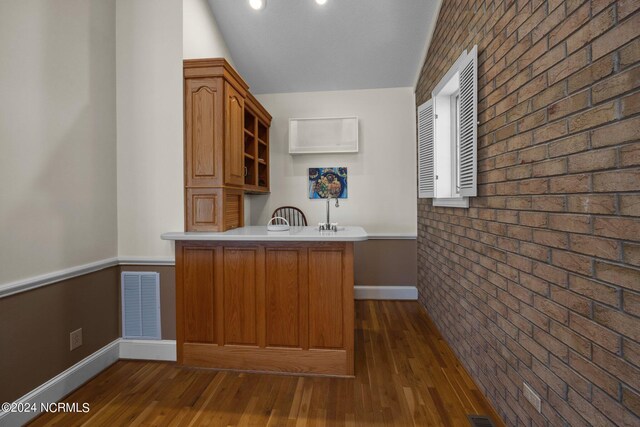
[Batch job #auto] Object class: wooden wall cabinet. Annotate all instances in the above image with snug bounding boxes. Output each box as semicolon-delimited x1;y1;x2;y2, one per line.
184;59;271;232
175;241;354;377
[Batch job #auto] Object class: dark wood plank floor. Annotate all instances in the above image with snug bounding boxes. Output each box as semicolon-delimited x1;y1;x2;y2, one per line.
30;301;504;426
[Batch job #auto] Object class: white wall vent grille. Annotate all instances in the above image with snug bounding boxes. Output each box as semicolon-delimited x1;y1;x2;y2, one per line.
121;272;161;340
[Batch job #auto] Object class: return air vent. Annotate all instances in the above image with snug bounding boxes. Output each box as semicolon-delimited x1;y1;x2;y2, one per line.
467;415;496;427
121;272;161;339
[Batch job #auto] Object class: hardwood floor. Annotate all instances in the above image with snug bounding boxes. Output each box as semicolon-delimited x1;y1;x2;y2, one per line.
30;301;504;426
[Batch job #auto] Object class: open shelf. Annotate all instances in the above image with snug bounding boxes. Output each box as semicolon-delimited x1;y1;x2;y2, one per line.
243;97;270;192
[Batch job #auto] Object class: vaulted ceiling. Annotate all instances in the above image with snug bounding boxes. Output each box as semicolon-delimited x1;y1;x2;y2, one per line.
208;0;440;94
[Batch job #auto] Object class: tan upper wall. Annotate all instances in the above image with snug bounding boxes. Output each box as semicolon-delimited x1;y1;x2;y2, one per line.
252;88;418;235
0;0;118;286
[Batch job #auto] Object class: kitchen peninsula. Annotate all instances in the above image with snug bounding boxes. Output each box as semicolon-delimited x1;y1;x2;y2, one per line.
161;226;367;377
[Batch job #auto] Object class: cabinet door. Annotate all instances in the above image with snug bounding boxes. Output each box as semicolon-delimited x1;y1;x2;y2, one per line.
224;83;245;186
184;78;223;187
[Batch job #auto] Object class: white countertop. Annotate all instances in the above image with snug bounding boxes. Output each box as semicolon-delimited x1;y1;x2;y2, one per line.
161;226;368;242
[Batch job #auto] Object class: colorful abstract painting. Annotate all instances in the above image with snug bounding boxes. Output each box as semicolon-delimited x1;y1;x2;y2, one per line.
308;167;348;199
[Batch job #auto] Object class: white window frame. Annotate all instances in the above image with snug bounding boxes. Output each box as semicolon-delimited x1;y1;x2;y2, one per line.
418;46;477;208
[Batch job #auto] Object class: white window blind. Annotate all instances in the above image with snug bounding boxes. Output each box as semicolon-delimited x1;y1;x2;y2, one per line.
418;45;478;204
458;45;478;197
417;99;434;198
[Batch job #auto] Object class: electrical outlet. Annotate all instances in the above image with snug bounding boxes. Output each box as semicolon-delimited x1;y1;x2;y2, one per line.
523;382;541;413
70;328;83;351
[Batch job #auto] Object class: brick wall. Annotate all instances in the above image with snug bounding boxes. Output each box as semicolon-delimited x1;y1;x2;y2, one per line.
415;1;639;426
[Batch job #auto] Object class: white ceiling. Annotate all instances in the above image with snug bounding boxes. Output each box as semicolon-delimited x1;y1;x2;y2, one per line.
207;0;440;94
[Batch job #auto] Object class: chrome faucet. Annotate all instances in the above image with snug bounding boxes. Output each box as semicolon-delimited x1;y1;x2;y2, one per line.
319;197;339;231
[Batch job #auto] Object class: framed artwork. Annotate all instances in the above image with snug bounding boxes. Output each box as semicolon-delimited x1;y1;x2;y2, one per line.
308;167;348;199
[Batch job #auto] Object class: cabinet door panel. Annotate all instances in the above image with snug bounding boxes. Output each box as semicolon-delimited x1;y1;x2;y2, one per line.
182;248;216;343
308;249;344;349
185;78;223;187
224;82;245;186
224;247;260;345
265;249;305;348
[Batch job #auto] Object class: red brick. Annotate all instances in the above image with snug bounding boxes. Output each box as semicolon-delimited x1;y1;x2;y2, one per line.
549;1;590;47
519;211;548;227
550;286;592;317
592;66;640;104
593;169;640;192
548;48;589;85
592;11;640;60
547;389;591;427
548;174;591;193
566;5;615;53
623;291;640;318
532;81;566;110
552;250;593;275
620;143;640;168
506;164;532;180
519;332;549;362
590;0;615;14
530;195;566;211
548;90;589;121
624;337;640;366
590;116;640;148
618;0;640;19
531;43;566;77
533;229;569;249
570;312;621;353
567;102;617;133
532;158;567;177
534;295;569;325
568;54;615;93
548;133;589;158
567;194;616;214
520;304;550;330
594;216;640;239
623;243;640;267
569;275;619;306
596;261;640;293
594;303;640;342
550;321;592;357
620;38;640;69
520;272;551;295
551;356;588;395
520;242;550;261
622;387;640;418
570;234;619;260
568;148;617;173
592;386;640;426
622;91;640;117
531;262;568;286
517;3;547;40
566;387;617;427
548;213;591;233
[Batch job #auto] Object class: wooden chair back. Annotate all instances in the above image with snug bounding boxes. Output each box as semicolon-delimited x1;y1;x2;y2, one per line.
271;206;308;226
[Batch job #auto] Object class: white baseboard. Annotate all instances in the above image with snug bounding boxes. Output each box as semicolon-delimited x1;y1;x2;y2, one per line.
119;339;176;362
354;285;418;300
0;339;120;427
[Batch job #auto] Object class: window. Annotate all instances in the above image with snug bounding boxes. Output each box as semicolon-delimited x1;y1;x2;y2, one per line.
418;46;477;208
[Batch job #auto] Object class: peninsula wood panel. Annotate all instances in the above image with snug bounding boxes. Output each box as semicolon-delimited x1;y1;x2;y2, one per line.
175;241;354;376
181;247;216;344
184;78;223;188
223;247;261;346
224;82;245;187
265;248;307;348
308;249;344;349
